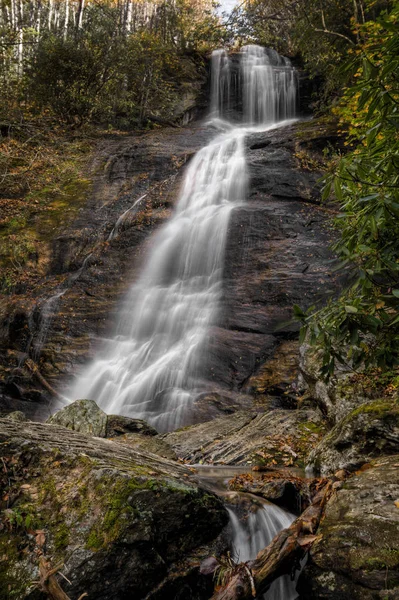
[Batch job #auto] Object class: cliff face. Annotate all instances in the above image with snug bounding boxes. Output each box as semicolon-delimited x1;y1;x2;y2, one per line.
0;118;339;422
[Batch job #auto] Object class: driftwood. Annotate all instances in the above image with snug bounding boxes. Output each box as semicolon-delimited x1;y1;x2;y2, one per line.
25;359;66;400
210;482;333;600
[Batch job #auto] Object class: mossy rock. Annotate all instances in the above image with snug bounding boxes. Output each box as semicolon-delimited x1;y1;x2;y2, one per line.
0;418;227;599
298;455;399;599
307;399;399;475
47;398;107;437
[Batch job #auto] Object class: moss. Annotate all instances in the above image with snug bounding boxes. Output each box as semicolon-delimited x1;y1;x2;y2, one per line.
299;421;324;434
85;476;154;551
350;399;399;420
350;548;399;571
0;533;35;599
0;146;92;293
54;522;70;550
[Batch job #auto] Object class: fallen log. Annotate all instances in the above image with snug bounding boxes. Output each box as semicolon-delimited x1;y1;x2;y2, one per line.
210;481;333;600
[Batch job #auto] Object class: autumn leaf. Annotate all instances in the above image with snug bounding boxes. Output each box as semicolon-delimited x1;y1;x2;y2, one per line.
35;530;46;547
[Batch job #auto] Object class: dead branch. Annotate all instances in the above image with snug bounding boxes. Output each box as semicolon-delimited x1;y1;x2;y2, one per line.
38;557;71;600
38;557;87;600
25;359;67;401
210;481;333;600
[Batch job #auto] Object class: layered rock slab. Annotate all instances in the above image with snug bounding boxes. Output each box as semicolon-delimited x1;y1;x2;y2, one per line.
298;455;399;599
0;419;227;599
163;408;324;467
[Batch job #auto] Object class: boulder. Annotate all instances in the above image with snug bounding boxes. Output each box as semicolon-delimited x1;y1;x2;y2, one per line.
0;418;228;599
106;414;157;437
163;408;325;467
47;398;108;437
297;455;399;599
307;400;399;475
4;410;27;422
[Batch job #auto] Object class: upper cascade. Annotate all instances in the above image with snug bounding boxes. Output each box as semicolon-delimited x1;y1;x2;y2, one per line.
210;44;297;125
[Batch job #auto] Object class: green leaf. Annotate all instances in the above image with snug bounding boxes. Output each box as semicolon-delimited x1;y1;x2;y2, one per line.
344;305;358;314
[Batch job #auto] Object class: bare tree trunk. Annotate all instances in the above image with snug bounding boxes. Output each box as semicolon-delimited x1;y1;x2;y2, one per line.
77;0;85;29
126;0;132;32
48;0;53;30
64;0;69;38
17;0;23;74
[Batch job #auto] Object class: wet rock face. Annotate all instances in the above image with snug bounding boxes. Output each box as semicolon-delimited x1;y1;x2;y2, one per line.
1;119;340;426
298;456;399;599
307;401;399;476
0;419;228;600
205;122;340;398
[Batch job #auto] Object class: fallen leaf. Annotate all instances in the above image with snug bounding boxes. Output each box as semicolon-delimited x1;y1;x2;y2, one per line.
35;530;46;547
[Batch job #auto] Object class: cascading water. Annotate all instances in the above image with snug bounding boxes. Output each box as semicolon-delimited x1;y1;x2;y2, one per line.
241;46;297;124
69;132;247;432
227;500;299;600
68;44;297;433
210;49;231;117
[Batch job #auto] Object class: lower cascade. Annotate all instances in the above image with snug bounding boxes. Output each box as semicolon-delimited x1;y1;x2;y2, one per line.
227;501;298;600
68;45;298;433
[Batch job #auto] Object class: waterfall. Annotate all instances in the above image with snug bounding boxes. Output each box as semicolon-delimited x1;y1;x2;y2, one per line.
70;131;247;432
241;45;297;125
68;45;297;433
227;501;299;599
210;49;231;118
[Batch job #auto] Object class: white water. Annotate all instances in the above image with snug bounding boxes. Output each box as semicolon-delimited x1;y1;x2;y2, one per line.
241;46;297;125
210;49;231;118
227;501;299;599
70;131;247;431
68;45;297;432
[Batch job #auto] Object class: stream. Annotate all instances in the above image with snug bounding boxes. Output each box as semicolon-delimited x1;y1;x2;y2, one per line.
195;466;299;599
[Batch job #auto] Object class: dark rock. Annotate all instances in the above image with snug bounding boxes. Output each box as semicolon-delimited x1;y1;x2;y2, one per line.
0;418;228;600
298;455;399;599
106;414;157;437
249;138;272;150
307;400;399;475
228;472;310;513
0;120;339;427
47;399;107;437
